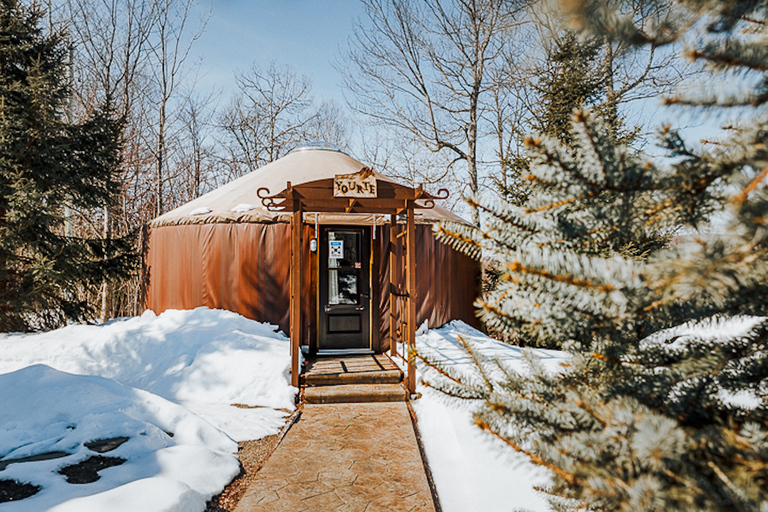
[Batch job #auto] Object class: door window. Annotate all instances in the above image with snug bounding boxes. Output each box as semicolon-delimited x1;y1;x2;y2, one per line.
327;231;361;306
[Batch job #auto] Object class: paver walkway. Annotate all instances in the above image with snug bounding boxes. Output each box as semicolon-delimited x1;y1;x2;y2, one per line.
234;402;436;512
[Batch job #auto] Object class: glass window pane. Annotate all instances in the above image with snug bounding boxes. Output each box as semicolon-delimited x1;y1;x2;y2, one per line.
328;269;359;305
328;231;359;268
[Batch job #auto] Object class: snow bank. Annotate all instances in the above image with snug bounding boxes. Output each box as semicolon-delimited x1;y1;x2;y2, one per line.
0;308;296;440
413;321;567;512
0;308;298;512
0;365;239;512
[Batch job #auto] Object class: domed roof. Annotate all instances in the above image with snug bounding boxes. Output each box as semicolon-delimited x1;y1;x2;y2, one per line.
151;148;467;227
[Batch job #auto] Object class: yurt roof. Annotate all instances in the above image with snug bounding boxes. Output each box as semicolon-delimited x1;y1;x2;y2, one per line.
150;146;469;227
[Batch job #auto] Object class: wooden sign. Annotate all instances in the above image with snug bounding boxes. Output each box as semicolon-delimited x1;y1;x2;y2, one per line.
334;167;377;198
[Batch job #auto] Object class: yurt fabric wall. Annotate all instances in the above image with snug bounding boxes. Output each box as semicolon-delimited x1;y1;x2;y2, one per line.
145;222;480;352
375;225;480;350
146;223;311;335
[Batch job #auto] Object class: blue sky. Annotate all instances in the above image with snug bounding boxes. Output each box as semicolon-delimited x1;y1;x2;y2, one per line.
191;0;366;105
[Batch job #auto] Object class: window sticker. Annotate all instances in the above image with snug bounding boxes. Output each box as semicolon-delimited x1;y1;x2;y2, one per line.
329;240;344;259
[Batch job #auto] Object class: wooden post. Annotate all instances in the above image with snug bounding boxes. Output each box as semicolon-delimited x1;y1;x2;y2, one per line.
406;203;417;394
290;202;303;388
389;214;398;357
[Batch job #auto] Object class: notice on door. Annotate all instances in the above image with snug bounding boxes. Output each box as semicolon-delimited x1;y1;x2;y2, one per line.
329;240;344;259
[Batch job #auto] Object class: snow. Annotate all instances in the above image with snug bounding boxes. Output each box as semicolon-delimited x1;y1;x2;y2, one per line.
0;308;565;512
0;365;239;512
231;203;255;212
0;308;297;436
0;308;296;512
412;321;567;512
639;315;766;352
189;207;211;215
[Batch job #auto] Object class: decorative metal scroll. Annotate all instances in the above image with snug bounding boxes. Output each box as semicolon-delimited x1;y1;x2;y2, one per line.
257;187;288;211
256;184;450;212
413;189;449;210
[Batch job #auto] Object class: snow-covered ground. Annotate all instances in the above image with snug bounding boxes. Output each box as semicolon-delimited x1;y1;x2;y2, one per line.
0;308;295;512
0;309;563;512
413;321;566;512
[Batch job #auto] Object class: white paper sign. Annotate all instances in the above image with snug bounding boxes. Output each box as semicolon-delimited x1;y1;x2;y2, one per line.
329;240;344;259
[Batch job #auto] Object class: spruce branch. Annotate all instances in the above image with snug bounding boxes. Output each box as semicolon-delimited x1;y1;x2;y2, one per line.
506;259;616;293
537;225;617;248
466;196;539;235
733;165;768;205
475;417;586;487
413;350;470;388
686;49;768;73
524;191;599;214
526;136;603;191
572;110;608;185
457;335;495;392
706;461;749;512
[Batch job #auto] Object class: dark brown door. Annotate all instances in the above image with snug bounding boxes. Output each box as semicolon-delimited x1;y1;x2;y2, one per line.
318;226;371;351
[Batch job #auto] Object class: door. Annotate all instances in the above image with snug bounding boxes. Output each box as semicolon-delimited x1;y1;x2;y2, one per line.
318;226;371;351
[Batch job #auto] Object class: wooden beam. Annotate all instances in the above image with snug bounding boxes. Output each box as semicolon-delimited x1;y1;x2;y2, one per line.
274;199;426;214
389;213;397;357
406;202;417;394
282;179;442;201
290;202;303;388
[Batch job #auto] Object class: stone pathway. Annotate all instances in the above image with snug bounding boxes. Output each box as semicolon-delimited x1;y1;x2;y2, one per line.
233;402;436;512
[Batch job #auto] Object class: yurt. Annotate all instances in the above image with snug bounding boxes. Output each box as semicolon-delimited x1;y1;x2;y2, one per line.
145;143;480;388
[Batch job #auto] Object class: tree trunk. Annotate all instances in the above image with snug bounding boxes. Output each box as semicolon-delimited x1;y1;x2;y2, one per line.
603;36;618;136
99;206;113;322
156;102;166;217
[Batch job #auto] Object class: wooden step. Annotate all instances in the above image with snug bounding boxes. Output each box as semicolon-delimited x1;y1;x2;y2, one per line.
302;383;408;404
303;369;403;387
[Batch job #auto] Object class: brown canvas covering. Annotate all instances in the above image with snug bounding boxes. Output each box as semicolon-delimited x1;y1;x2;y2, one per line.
145;222;480;351
144;147;481;352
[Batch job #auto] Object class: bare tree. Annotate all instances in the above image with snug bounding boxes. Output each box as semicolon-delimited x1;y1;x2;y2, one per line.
147;0;206;216
63;0;158;320
341;0;525;225
171;90;221;203
218;62;325;177
305;100;351;150
65;0;154;115
62;0;209;318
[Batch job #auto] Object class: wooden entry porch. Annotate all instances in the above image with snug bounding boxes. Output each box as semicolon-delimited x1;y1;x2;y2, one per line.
301;354;408;403
257;167;450;394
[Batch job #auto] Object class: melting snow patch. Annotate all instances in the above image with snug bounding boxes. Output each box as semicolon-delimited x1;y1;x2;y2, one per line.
189;207;211;215
231;203;255;212
0;365;239;512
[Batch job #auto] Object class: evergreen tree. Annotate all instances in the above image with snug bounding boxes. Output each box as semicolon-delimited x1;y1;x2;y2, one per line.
497;32;605;206
421;0;768;509
0;0;134;331
533;32;604;145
